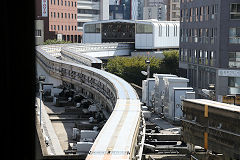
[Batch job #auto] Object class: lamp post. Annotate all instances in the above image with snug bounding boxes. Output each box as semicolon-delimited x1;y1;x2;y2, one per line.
123;4;126;19
145;52;150;78
39;75;46;127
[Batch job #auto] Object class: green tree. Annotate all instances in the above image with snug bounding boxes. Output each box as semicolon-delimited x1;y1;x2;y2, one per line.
43;39;72;45
105;50;179;86
161;50;179;75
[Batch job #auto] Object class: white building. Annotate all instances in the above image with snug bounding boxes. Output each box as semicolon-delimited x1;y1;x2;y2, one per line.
77;0;109;32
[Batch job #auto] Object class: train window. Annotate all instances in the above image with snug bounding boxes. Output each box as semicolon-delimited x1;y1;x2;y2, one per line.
136;23;153;34
84;23;100;33
158;24;162;36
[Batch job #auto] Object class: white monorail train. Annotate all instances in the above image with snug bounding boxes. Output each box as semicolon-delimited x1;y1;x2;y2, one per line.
36;45;145;159
83;19;179;50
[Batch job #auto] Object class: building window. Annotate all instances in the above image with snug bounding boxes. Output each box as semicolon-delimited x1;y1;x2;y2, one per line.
194;50;197;64
65;25;67;30
230;3;240;20
229;27;240;44
61;0;63;5
179;48;183;61
205;6;209;21
35;30;42;37
54;12;56;18
62;25;63;30
65;1;66;6
68;1;70;6
58;25;59;30
210;51;215;66
65;13;67;18
78;22;85;27
77;9;100;15
61;13;63;18
229;52;240;68
68;13;70;18
199;50;204;64
54;25;56;30
75;2;76;7
194;29;198;43
58;12;59;18
204;51;208;65
228;77;240;94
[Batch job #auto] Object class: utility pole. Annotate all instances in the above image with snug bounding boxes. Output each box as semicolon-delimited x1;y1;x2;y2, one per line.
39;75;46;127
146;52;150;78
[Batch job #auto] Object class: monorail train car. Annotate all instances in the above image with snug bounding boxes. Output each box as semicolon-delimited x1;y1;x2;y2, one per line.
82;19;179;50
35;45;145;159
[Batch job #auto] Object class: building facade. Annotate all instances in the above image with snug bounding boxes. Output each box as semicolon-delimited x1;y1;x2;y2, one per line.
169;0;180;21
35;0;81;42
179;0;240;99
35;20;44;45
143;0;167;21
77;0;100;32
77;0;109;32
109;0;138;20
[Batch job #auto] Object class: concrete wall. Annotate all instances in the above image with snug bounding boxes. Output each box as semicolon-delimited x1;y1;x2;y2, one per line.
36;61;62;87
35;20;44;45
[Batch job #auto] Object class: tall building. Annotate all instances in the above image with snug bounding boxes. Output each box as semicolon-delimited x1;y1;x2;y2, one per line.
143;0;167;21
35;0;81;42
77;0;100;32
109;0;138;20
179;0;240;99
76;0;109;32
169;0;180;21
137;0;144;20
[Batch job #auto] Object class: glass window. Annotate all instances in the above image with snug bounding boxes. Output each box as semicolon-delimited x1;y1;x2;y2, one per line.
35;30;42;37
84;23;100;33
229;52;240;68
228;77;240;87
158;24;162;37
136;24;153;34
230;3;240;19
229;27;240;44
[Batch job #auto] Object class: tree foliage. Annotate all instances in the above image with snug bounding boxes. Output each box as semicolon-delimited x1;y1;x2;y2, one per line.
105;50;179;86
43;39;72;45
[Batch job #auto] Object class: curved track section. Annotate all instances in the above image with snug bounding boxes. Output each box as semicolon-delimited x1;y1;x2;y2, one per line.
36;44;144;160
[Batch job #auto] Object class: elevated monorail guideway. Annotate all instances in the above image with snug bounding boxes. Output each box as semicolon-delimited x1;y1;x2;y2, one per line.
36;44;145;159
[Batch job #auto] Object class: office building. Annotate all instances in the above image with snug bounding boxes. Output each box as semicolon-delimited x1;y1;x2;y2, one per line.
77;0;109;32
35;0;81;42
109;0;138;20
179;0;240;99
169;0;180;21
143;0;167;21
